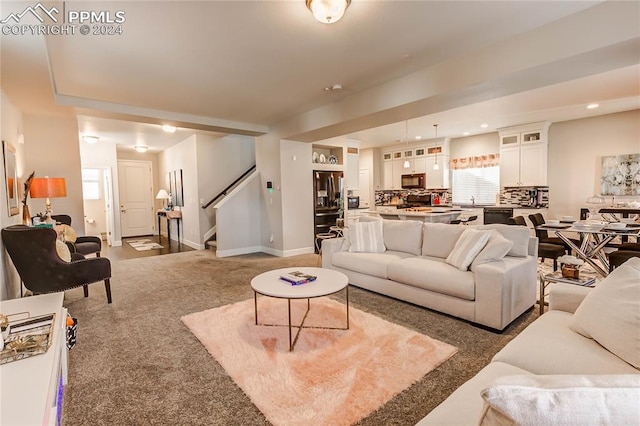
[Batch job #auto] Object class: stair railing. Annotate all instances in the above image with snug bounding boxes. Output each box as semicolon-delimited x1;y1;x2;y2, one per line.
201;164;256;209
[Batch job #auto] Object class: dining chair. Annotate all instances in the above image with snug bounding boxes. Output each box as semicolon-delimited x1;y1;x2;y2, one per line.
1;225;112;303
528;213;579;254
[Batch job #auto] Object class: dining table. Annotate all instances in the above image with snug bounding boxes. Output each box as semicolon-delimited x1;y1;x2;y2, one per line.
540;222;640;277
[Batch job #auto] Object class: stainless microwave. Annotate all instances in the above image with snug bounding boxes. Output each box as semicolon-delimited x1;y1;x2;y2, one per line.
401;173;425;189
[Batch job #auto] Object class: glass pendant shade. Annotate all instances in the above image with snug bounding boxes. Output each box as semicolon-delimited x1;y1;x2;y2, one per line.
403;160;410;169
306;0;351;24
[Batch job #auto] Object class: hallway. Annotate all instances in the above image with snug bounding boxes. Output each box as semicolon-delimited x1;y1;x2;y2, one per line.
101;236;196;261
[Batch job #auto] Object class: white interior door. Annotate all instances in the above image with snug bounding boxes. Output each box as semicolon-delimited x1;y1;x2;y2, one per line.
118;160;154;237
103;168;115;246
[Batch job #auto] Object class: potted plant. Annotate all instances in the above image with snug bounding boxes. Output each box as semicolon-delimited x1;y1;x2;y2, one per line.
336;197;345;228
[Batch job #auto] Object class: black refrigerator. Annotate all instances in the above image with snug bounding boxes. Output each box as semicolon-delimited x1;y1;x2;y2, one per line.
313;170;343;244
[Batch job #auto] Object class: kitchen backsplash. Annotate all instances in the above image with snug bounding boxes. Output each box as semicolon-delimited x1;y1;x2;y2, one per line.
499;186;549;207
375;189;452;205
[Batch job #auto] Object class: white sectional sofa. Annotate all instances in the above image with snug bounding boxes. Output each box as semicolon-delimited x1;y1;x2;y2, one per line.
322;218;538;331
419;257;640;425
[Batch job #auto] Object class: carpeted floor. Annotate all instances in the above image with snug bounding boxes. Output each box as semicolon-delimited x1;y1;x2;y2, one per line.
61;250;538;425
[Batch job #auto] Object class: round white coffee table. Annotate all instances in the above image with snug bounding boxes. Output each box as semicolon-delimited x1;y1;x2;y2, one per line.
251;267;349;351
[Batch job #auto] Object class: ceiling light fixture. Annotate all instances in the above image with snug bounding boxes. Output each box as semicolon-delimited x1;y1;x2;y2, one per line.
162;125;177;133
433;124;440;171
463;132;470;136
415;136;422;140
480;123;489;129
83;135;99;144
587;103;599;109
403;120;411;169
134;145;148;153
306;0;351;24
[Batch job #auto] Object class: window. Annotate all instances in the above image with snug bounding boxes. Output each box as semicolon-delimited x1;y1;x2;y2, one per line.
452;166;499;205
82;168;101;200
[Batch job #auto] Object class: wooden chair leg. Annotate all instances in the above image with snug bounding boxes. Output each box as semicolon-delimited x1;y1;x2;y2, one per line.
104;279;112;304
83;285;89;297
553;258;558;271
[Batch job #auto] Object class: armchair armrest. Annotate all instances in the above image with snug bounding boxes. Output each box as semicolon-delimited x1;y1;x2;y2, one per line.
75;235;102;246
548;283;591;314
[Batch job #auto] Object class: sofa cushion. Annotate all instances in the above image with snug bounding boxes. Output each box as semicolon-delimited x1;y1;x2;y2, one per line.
422;223;466;258
477;224;530;257
382;220;423;255
492;310;639;374
570;257;640;369
479;374;640;426
388;256;476;300
470;230;513;272
348;220;385;253
331;250;413;279
446;228;491;271
417;362;532;426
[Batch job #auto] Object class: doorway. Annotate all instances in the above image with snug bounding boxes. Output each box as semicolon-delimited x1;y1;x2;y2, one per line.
117;160;154;237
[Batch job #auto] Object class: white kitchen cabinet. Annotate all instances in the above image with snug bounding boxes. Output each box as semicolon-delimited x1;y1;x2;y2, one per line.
383;161;393;189
498;122;550;187
347;153;359;189
392;159;403;189
382;152;393;161
425;155;449;188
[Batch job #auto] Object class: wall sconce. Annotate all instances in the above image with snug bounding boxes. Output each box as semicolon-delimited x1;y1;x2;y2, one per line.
306;0;351;24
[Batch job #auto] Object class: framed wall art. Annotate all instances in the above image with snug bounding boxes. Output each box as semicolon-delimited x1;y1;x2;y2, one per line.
3;140;19;216
601;153;640;196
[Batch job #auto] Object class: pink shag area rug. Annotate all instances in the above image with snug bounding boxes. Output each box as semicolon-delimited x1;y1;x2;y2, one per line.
181;296;457;426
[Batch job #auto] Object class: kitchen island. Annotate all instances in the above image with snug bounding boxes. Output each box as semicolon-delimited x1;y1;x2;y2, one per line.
364;208;465;223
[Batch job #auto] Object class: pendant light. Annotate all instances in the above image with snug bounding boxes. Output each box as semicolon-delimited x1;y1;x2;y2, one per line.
403;120;411;169
433;124;440;170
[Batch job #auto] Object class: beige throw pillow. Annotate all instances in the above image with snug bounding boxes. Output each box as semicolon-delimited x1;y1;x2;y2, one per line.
349;220;386;253
470;230;514;271
55;239;72;262
570;257;640;368
479;374;640;426
445;228;491;271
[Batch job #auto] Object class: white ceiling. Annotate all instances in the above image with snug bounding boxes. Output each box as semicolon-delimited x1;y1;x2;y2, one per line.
1;0;638;152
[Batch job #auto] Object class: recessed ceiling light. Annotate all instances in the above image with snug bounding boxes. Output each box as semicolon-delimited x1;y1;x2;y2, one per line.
587;103;599;109
415;136;422;140
83;135;99;144
134;145;148;153
162;125;177;133
463;132;470;136
480;123;489;128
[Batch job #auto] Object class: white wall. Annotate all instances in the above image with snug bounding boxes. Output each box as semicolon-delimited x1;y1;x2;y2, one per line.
449;133;500;158
547;109;640;219
1;91;26;300
256;134;284;253
280;140;314;255
196;133;256;241
23;114;84;233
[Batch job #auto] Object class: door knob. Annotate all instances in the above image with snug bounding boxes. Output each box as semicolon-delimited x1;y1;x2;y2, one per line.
120;206;126;213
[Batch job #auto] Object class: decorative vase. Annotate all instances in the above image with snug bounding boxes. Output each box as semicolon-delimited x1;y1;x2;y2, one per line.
22;203;31;226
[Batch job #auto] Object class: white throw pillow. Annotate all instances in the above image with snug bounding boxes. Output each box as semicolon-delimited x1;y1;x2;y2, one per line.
470;230;514;271
479;374;640;426
349;220;386;253
55;239;72;262
570;257;640;369
445;228;491;271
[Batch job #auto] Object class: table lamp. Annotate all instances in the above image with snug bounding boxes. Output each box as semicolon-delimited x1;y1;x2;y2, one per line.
29;177;67;223
156;189;171;210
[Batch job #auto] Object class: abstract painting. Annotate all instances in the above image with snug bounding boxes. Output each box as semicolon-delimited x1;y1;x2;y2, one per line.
601;153;640;195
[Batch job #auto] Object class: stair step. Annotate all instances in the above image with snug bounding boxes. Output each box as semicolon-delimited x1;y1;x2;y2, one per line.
206;240;217;251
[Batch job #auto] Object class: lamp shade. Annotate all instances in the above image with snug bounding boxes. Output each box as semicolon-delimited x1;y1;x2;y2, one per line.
156;189;170;200
29;177;67;199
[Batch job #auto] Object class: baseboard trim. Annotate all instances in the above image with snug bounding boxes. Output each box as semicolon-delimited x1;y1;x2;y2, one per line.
258;246;315;258
216;245;263;258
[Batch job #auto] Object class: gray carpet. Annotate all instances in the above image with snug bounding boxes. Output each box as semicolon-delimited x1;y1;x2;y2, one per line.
61;250;538;425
